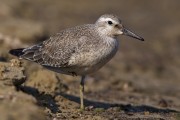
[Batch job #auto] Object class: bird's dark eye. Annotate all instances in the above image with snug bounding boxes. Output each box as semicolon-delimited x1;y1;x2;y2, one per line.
108;21;113;25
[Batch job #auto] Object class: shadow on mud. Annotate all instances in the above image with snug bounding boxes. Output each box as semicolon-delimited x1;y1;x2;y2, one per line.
17;85;179;114
60;93;179;114
17;85;60;113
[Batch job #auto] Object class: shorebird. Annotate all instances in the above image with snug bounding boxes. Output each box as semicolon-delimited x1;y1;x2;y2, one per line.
9;14;144;109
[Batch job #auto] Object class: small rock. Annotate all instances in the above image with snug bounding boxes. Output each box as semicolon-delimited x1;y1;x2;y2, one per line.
158;99;168;107
144;111;150;115
85;105;94;111
122;82;134;92
10;59;22;67
112;107;121;112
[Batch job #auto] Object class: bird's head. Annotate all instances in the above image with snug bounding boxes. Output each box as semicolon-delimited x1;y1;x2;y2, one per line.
95;14;144;41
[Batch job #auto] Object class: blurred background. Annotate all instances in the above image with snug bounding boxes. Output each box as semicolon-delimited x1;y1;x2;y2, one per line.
0;0;180;119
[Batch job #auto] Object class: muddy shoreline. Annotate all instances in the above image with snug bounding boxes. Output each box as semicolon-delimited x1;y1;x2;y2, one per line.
0;0;180;120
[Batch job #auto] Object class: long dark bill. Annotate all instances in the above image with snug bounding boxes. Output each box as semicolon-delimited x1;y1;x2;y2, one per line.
122;28;144;41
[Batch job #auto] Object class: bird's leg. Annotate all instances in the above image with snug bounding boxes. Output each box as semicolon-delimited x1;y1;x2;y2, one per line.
80;75;86;110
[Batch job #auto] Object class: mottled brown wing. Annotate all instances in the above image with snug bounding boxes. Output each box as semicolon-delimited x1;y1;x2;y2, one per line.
21;34;78;67
20;24;97;67
36;36;78;67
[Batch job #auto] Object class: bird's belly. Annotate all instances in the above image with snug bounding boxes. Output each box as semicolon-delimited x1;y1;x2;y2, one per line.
74;46;118;75
44;65;98;76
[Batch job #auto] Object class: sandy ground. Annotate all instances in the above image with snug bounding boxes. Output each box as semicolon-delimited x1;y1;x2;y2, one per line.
0;0;180;120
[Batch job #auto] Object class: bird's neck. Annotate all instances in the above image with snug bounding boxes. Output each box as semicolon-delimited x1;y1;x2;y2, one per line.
92;25;119;49
103;36;119;48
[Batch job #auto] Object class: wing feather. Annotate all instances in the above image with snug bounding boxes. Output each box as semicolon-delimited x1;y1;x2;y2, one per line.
20;24;98;68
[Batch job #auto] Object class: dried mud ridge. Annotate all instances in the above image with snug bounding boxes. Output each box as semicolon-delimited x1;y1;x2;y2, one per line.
0;59;179;120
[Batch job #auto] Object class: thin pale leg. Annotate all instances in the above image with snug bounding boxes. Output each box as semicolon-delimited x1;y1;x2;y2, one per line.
80;75;86;109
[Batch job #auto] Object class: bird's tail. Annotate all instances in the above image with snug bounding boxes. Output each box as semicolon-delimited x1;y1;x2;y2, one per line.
9;43;43;61
9;48;25;58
